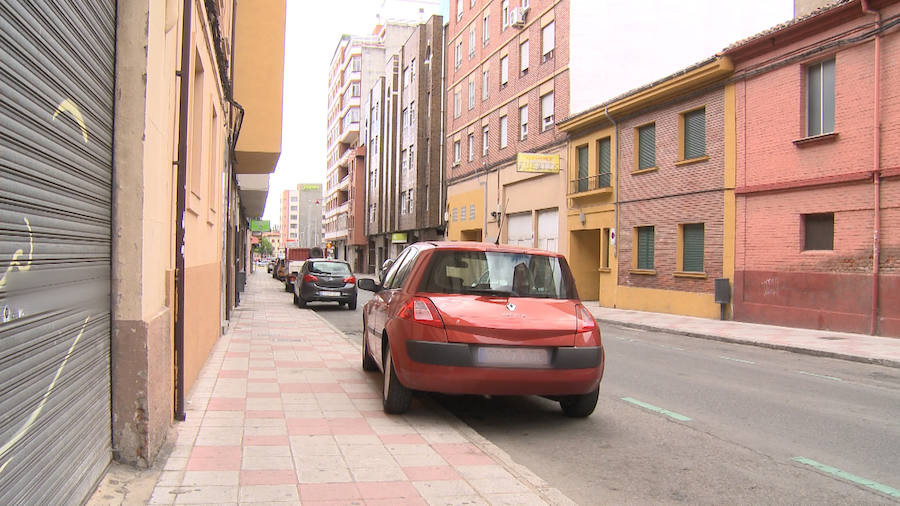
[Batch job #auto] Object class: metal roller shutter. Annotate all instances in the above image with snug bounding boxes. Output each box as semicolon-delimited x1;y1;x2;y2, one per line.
1;0;115;504
537;208;558;252
682;223;705;272
506;212;533;247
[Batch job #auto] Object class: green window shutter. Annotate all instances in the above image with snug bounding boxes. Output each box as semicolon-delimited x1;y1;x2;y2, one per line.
807;63;822;136
577;145;588;192
682;223;704;272
597;137;611;187
822;59;835;134
638;124;655;170
637;226;654;270
683;109;705;159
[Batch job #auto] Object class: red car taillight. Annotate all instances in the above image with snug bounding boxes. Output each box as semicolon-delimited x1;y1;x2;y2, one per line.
575;304;597;333
303;274;318;283
344;275;356;284
398;297;445;328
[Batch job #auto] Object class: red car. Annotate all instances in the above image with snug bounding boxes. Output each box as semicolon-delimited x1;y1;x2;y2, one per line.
357;241;605;417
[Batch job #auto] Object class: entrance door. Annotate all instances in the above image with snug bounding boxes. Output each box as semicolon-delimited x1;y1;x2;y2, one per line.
537;208;559;252
0;0;115;503
506;212;533;247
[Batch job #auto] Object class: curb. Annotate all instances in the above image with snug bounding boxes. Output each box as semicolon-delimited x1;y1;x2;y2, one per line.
595;318;900;370
309;309;577;505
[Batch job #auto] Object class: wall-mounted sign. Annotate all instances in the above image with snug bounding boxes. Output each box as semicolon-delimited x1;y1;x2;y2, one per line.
391;232;408;244
249;219;270;232
300;184;321;191
516;153;560;173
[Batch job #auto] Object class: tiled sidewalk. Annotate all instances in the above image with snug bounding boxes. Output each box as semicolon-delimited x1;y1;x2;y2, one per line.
148;272;572;505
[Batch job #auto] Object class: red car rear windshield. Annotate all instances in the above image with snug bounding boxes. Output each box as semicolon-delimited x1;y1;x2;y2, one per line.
420;250;577;299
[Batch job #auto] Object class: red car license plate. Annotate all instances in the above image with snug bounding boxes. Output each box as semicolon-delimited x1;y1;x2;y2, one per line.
476;347;550;367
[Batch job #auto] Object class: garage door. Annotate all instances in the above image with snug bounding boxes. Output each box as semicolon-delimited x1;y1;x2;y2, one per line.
506;212;533;247
0;0;115;503
537;208;559;252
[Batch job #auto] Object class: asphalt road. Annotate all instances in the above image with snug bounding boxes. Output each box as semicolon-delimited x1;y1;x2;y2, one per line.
300;279;900;505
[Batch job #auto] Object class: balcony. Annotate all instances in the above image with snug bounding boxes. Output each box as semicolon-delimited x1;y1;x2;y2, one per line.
568;173;613;197
233;0;286;176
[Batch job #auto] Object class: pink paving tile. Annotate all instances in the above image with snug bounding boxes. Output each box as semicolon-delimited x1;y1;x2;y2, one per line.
248;377;278;383
247;391;282;398
328;418;374;435
225;352;250;358
186;446;242;471
347;392;380;399
431;443;481;455
241;469;298;486
365;498;428;506
280;383;311;393
243;435;290;446
287;418;331;436
307;383;345;393
246;410;284;419
206;398;246;411
296;361;326;368
431;443;496;465
299;483;361;502
360;410;388;419
340;378;369;384
356;481;420;499
379;434;426;445
401;466;461;481
441;453;497;465
275;360;304;367
218;370;248;378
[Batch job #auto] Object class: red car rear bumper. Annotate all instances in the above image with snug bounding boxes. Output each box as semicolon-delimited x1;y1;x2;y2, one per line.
393;340;604;396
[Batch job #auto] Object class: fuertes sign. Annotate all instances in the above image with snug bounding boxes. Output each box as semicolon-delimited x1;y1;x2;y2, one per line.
516;153;560;173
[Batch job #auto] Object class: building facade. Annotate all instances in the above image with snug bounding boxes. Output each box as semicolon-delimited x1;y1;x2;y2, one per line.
364;15;445;271
445;0;570;255
724;0;900;336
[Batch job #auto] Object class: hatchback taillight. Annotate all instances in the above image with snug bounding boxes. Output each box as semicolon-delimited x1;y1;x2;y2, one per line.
303;274;318;283
344;275;356;284
398;297;445;328
575;304;597;332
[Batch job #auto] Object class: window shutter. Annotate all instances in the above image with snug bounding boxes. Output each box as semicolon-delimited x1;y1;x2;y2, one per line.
577;145;588;192
682;223;704;272
638;125;655;170
637;226;654;270
684;109;705;160
822;59;835;134
597;138;611;187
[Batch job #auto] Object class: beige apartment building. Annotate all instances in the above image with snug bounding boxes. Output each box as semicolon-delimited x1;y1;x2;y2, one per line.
444;0;570;254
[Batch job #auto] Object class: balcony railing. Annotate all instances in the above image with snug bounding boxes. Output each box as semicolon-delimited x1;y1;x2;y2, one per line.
569;173;611;195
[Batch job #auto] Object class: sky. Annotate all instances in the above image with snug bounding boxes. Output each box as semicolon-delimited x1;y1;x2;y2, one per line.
262;0;795;226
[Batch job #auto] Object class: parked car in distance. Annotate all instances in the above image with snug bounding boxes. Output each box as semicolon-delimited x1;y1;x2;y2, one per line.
267;260;275;273
275;258;287;281
284;260;305;292
294;259;357;309
357;241;605;417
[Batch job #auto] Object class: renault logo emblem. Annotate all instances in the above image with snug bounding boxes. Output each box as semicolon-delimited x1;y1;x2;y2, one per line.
506;302;516;312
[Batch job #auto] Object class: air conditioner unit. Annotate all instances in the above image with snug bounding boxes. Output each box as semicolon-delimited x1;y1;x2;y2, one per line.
510;7;526;27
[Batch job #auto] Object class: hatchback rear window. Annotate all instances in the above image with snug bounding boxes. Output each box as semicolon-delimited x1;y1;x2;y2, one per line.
308;261;351;275
421;250;576;299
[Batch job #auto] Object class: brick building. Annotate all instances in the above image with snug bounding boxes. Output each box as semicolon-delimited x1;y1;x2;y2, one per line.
723;0;900;335
444;0;570;251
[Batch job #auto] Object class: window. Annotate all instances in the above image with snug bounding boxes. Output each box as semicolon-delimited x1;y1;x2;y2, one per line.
400;191;407;215
460;205;467;221
453;89;461;118
290;223;298;229
350;83;360;97
469;26;476;58
637;123;656;170
403;66;410;87
601;228;611;269
482;126;489;156
401;148;408;176
290;214;298;220
807;58;835;136
351;56;360;71
401;107;408;130
452;208;458;221
500;115;508;148
500;55;509;85
522;0;529;9
453;140;460;164
455;41;462;69
541;21;555;61
681;223;705;272
576;145;588;192
290;205;298;211
541;92;554;131
410;58;415;82
483;14;490;45
482;68;489;100
519;104;528;140
469;204;476;220
468;80;475;109
803;213;834;250
636;226;655;270
408;191;414;214
468;133;474;161
520;40;529;74
682;108;706;160
598;137;611;187
457;0;463;20
384;247;419;290
502;0;509;28
409;101;415;123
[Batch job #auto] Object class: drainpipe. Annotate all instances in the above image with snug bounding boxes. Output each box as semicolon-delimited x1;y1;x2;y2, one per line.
862;0;881;335
604;106;618;259
173;0;193;422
